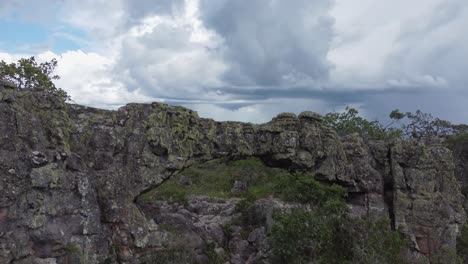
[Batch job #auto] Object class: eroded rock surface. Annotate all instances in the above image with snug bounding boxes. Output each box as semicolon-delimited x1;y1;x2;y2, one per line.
0;84;465;263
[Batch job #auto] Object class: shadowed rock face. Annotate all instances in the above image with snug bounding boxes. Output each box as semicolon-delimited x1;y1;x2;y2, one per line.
0;85;465;263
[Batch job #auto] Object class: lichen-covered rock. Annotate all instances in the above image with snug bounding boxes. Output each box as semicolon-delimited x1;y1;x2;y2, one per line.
0;86;465;263
390;140;465;258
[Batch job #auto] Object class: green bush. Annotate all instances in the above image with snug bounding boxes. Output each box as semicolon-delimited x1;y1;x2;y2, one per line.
270;209;317;263
351;218;407;264
270;211;408;264
323;107;402;140
269;174;350;263
269;174;408;264
270;209;352;263
140;158;414;263
0;56;69;100
323;107;468;141
275;173;347;205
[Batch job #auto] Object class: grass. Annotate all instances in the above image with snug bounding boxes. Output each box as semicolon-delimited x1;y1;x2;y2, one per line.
140;157;291;203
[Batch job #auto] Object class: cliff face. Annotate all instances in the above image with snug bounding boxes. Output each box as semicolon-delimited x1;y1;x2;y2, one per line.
0;84;465;263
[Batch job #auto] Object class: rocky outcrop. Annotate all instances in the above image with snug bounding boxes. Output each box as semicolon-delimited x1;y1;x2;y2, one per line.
453;139;468;204
0;84;465;263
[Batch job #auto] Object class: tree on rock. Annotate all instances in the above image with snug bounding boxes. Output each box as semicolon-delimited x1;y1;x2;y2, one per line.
323;107;402;140
0;56;68;100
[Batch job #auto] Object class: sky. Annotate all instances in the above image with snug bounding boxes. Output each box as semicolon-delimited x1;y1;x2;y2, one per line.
0;0;467;124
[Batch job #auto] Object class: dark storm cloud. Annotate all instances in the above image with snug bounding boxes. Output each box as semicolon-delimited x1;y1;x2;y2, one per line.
165;86;422;108
182;86;468;125
198;0;334;87
2;0;468;123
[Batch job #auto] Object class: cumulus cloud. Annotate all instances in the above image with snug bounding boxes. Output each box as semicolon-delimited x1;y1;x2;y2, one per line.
1;50;155;108
50;50;154;108
57;0;337;104
58;0;187;44
110;0;227;100
1;0;468;123
329;0;468;91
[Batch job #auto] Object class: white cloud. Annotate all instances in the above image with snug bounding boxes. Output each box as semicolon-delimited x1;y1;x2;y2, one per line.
32;50;154;108
111;0;227;100
329;0;468;91
0;52;28;62
1;50;149;107
1;0;468;123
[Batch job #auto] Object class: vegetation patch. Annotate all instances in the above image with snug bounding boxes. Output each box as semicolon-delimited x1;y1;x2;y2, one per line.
269;174;350;264
323;107;467;141
140;157;291;202
274;172;347;205
268;173;408;264
270;210;408;264
139;157;439;263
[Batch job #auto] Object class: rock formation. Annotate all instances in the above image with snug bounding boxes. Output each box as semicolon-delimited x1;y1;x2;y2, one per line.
0;83;465;263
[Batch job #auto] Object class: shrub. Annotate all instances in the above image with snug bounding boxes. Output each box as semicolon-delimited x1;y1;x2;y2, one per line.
351;218;407;264
270;211;408;264
323;107;466;141
270;208;353;264
0;56;68;100
270;209;317;263
270;174;350;263
323;107;402;140
275;173;347;206
269;174;408;264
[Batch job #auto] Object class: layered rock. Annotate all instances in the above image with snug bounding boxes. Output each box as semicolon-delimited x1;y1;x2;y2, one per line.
0;85;465;263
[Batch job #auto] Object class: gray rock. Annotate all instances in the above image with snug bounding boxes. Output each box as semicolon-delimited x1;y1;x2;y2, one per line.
298;111;323;122
178;175;192;186
32;151;48;167
231;180;247;194
0;87;465;263
0;79;16;89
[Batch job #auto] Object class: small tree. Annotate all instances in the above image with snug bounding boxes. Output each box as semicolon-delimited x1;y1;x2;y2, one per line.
0;56;68;100
323;107;402;140
324;107;465;141
389;109;458;140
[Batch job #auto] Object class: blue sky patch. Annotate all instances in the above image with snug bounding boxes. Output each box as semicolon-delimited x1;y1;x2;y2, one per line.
0;19;88;54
